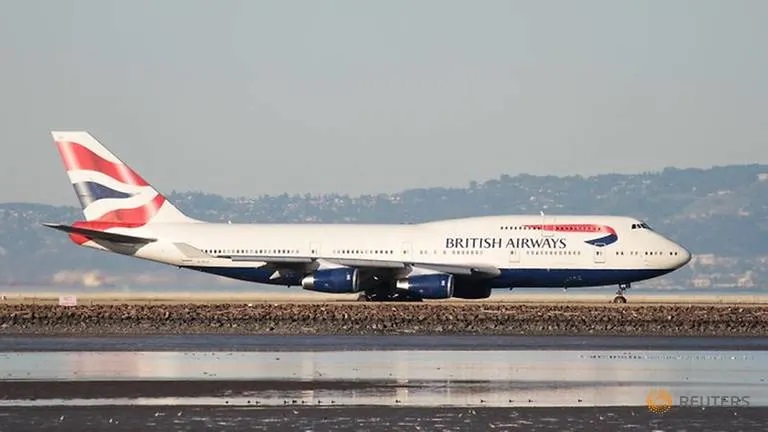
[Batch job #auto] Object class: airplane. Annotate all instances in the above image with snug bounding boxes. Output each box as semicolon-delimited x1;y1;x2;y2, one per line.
44;131;691;303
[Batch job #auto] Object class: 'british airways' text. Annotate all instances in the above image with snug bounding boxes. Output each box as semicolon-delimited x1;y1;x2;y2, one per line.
445;237;567;249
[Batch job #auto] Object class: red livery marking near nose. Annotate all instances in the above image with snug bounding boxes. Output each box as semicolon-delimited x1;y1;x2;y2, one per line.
55;141;149;186
524;223;618;246
525;224;617;235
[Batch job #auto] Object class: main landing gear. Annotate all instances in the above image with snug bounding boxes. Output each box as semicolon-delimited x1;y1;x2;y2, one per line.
613;283;630;304
357;288;424;302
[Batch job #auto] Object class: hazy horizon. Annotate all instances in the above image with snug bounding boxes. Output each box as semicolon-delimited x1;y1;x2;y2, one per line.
2;1;766;206
2;161;766;207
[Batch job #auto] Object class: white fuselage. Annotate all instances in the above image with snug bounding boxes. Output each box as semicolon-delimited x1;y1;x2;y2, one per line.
91;214;691;292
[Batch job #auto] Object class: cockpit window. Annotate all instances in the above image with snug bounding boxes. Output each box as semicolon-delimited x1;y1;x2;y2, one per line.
631;222;653;230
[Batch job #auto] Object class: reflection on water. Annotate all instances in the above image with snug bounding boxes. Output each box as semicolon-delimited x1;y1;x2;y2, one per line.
1;350;766;407
0;350;764;382
1;383;765;408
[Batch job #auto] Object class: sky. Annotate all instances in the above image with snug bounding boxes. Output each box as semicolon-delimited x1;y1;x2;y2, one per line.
1;0;767;205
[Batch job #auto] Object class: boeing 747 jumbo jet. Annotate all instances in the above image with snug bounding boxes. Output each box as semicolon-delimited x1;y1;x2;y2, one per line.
45;131;691;303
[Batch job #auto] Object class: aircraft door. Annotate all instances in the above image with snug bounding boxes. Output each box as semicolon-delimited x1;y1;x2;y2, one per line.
508;248;520;264
309;242;321;257
401;242;412;258
593;244;606;264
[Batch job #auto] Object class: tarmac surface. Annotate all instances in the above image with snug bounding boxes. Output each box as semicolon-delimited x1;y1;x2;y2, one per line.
3;290;768;305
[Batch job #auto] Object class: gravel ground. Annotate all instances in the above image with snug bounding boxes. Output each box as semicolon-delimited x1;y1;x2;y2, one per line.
0;303;766;336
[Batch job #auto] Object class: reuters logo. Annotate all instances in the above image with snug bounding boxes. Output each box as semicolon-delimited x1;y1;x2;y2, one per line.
647;389;673;414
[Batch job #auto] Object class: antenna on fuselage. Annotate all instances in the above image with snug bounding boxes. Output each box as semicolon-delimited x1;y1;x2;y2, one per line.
540;210;544;216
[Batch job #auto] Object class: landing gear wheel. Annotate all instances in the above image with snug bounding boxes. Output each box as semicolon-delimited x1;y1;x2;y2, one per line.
613;283;630;304
391;288;424;302
359;289;424;302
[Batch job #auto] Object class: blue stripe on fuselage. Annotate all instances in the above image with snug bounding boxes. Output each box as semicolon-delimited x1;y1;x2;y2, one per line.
585;234;618;247
183;266;672;289
494;268;670;288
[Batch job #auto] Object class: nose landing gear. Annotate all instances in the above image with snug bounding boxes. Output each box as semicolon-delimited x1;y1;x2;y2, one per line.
613;283;630;304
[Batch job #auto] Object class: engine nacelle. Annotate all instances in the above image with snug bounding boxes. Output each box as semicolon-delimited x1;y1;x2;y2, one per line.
301;268;360;294
396;274;454;299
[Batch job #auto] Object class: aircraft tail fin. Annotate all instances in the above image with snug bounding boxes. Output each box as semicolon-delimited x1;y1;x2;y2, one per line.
51;131;196;226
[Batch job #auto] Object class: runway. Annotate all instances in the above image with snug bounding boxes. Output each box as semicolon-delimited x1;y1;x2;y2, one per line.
1;334;767;430
3;290;768;305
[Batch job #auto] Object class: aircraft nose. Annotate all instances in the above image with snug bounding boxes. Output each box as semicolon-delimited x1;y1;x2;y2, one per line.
664;238;691;268
677;245;692;267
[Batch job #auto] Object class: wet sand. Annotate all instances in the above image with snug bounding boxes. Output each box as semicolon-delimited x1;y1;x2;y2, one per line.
0;406;765;432
1;303;767;336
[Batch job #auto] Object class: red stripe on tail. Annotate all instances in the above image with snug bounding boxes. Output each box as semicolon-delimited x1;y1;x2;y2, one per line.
94;194;165;224
55;141;149;186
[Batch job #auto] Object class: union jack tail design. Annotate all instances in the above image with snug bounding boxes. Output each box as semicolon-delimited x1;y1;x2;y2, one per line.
52;131;194;227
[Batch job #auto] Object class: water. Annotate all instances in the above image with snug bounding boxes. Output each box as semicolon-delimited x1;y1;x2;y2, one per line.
1;336;767;430
0;348;766;407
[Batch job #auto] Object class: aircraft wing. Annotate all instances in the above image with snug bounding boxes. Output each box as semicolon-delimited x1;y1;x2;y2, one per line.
177;245;500;279
241;255;498;278
408;262;501;278
327;258;500;277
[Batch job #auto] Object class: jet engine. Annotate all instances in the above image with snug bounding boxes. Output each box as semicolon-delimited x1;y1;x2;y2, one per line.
396;274;454;299
301;268;360;293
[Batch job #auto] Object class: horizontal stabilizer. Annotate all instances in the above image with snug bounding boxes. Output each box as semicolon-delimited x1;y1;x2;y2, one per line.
43;223;156;244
